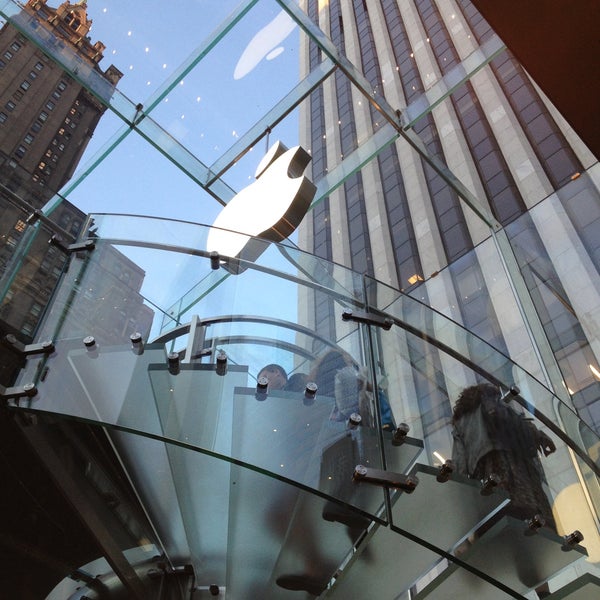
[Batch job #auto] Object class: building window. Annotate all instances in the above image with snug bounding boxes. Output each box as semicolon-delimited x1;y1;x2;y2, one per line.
5;100;16;111
58;143;65;152
4;50;13;61
34;61;44;70
10;41;21;52
28;70;37;79
24;133;34;144
29;302;42;317
45;100;55;111
13;90;23;100
14;220;27;233
31;121;42;132
0;59;6;69
65;12;82;31
38;110;48;121
20;80;31;91
0;112;7;123
6;236;17;248
57;80;67;91
15;145;27;158
52;90;61;99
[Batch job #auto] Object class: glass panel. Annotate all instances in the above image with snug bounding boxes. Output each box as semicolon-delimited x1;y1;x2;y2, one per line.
5;216;599;597
329;464;509;599
10;220;385;518
367;273;600;473
413;517;586;600
364;275;600;592
403;35;507;128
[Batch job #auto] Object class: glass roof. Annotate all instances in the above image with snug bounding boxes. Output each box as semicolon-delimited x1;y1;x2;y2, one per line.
0;0;500;230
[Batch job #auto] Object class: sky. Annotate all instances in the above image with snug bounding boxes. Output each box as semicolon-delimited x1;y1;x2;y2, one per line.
56;0;304;225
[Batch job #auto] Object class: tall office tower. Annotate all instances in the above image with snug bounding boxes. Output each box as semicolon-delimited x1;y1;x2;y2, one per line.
298;0;600;432
0;1;124;382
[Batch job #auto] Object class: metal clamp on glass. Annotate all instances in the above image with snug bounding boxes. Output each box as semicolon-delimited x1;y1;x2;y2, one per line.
0;382;37;401
480;473;501;496
50;234;95;254
348;412;362;428
167;352;180;375
561;530;584;551
83;336;99;358
436;459;454;483
524;514;546;536
341;308;393;330
255;376;268;401
2;334;54;357
303;381;318;406
209;251;221;270
392;422;410;446
353;465;418;493
215;351;227;376
130;332;144;355
501;384;520;403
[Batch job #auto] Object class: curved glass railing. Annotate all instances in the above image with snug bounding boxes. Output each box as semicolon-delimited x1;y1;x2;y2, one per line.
3;214;599;598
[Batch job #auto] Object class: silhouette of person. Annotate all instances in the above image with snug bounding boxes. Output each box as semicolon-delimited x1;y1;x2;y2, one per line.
257;363;287;391
308;349;374;425
451;383;556;529
285;371;309;392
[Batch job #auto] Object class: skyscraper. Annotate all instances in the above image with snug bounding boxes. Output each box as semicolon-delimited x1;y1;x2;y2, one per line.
298;0;600;432
0;1;154;384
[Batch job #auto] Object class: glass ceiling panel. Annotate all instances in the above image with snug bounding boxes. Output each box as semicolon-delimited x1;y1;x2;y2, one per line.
61;134;221;219
145;0;303;166
84;1;249;104
0;0;499;233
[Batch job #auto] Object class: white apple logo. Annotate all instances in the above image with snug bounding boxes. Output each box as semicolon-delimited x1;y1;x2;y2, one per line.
206;141;316;273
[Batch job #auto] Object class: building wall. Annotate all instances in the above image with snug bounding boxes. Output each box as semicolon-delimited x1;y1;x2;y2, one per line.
298;0;600;433
0;2;151;386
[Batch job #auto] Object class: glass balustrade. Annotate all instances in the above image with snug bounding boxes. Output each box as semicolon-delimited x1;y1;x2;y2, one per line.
2;214;599;598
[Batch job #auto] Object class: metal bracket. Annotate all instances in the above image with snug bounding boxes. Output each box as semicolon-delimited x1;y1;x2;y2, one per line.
392;422;410;446
50;234;95;254
436;459;454;483
353;465;418;493
561;530;584;551
2;334;54;357
341;309;393;330
501;384;520;403
0;383;37;401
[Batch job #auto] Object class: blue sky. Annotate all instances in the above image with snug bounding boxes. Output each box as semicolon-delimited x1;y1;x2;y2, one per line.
62;1;303;224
